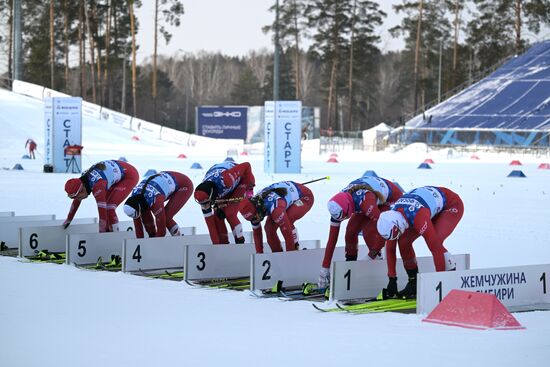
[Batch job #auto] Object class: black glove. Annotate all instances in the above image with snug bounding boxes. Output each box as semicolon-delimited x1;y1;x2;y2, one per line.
398;267;418;299
235;236;245;244
368;249;380;259
345;254;357;261
215;208;226;219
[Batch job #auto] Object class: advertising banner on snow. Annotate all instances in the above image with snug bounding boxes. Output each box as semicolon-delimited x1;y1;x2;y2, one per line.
44;97;82;173
264;101;302;174
44;99;53;167
196;106;248;140
264;101;275;173
275;101;302;173
101;108;132;130
82;101;102;120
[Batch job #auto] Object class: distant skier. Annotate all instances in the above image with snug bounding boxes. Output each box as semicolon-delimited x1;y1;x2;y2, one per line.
376;186;464;298
238;181;314;253
194;161;255;244
64;160;139;232
318;176;404;289
25;138;37;159
123;171;193;238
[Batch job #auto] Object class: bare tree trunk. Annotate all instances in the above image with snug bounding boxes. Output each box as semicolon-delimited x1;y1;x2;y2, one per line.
129;0;137;117
413;0;424;113
8;0;13;83
452;0;460;86
121;46;127;113
64;0;69;91
153;0;159;123
298;54;314;101
514;0;522;52
347;0;357;131
292;0;301;99
79;0;85;97
110;3;118;107
50;0;55;89
93;4;102;105
327;60;337;130
103;0;112;107
96;46;102;105
327;2;340;132
84;0;96;103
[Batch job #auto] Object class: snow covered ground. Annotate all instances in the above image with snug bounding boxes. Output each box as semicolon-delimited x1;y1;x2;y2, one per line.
1;88;550;367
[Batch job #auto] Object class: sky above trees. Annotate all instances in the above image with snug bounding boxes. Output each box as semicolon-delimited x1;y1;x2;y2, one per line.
134;0;405;63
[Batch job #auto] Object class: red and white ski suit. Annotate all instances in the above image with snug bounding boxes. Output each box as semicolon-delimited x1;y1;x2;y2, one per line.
132;172;193;238
322;178;403;268
385;187;464;277
66;160;139;232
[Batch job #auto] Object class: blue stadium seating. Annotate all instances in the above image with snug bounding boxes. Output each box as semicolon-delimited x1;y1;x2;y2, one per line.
407;41;550;131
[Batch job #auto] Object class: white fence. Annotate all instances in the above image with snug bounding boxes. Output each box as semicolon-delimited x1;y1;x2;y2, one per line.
11;80;244;151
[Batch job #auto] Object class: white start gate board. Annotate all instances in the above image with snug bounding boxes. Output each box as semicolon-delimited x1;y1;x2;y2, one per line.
183;243;257;281
417;263;550;314
121;231;231;273
66;222;135;265
330;254;470;302
4;217;95;250
0;214;53;223
250;241;348;291
0;215;56;248
19;222;99;257
183;238;320;282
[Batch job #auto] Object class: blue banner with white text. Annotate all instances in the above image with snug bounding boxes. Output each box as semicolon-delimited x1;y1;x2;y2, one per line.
197;106;248;140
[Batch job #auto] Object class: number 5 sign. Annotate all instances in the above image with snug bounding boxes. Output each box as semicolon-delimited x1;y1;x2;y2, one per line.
417;264;550;314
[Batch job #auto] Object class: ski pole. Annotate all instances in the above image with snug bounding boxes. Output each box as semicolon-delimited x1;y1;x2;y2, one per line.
215;196;244;204
301;176;330;185
214;177;330;205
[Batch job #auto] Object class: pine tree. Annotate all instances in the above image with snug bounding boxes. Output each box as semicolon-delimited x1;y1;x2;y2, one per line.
467;1;516;71
24;1;64;88
0;0;12;83
467;0;550;71
152;0;184;122
231;65;263;106
264;0;308;99
305;0;385;131
305;0;352;131
391;0;451;114
344;0;385;130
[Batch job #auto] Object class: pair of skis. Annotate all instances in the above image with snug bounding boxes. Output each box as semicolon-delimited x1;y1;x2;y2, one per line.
186;276;251;290
75;255;122;271
137;268;184;281
25;250;66;264
0;242;18;257
313;297;416;314
250;282;328;302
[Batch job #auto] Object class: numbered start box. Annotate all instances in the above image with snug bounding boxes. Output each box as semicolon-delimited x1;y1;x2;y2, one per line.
122;231;238;274
19;221;98;257
184;243;257;281
66;222;135;265
417;264;550;314
330;254;470;302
